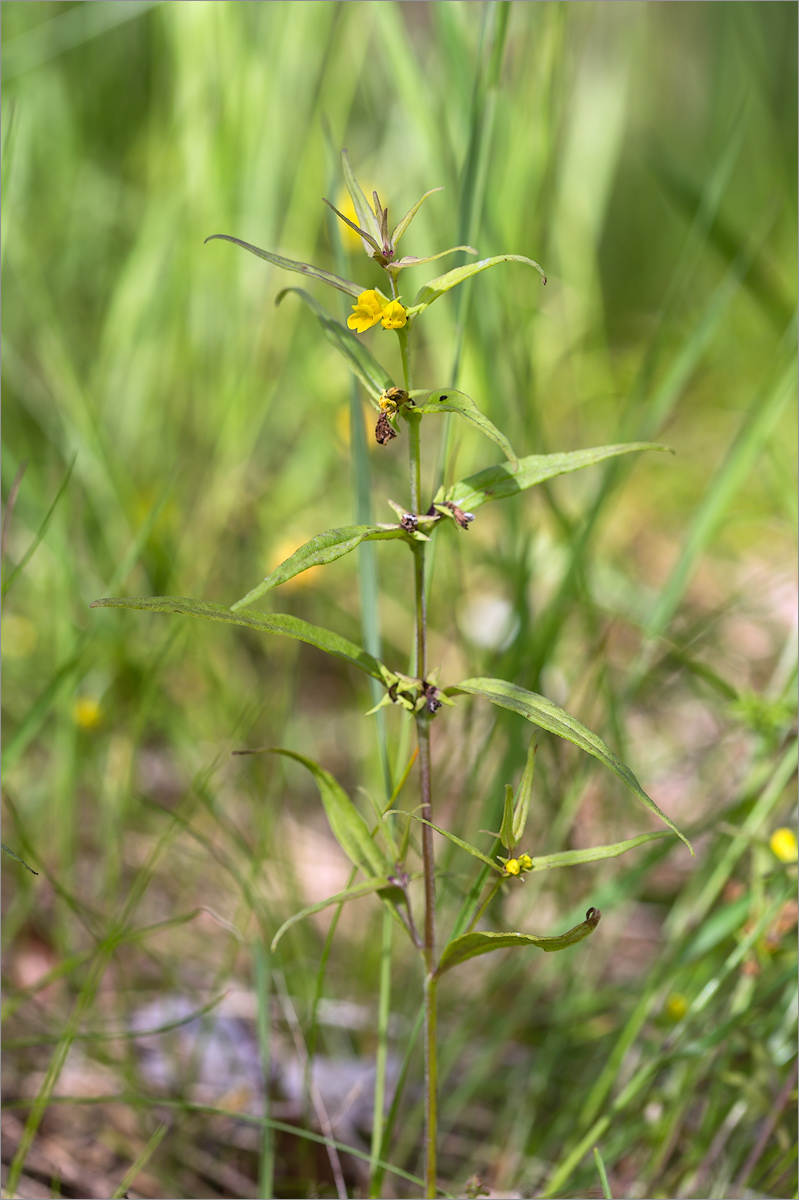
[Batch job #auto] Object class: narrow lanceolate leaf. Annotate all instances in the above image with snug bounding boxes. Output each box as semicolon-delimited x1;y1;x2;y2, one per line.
204;235;362;298
392;247;477;270
512;739;537;846
434;444;672;515
411;817;504;872
271;876;402;952
271;750;391;878
412;253;547;313
527;831;672;871
448;679;693;853
1;844;38;875
341;149;383;248
499;785;515;851
413;389;518;467
437;908;601;976
90;596;392;684
390;188;444;246
277;288;392;401
232;526;412;611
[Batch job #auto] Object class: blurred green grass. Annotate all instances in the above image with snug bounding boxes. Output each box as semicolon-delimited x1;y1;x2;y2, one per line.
2;3;796;1198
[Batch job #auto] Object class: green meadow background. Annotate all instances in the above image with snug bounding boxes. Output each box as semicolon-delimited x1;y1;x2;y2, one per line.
2;3;796;1198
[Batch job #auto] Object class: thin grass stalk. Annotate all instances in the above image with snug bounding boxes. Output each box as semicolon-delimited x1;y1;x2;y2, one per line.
369;909;394;1197
253;942;274;1200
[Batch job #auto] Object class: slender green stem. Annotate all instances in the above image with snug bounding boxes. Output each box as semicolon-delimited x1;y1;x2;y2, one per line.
399;319;438;1198
424;969;438;1197
369;908;394;1197
254;942;274;1200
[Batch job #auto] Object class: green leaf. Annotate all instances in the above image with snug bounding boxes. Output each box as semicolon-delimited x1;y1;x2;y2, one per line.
437;908;601;975
400;815;503;873
512;739;537;845
2;454;76;598
231;525;412;611
277;287;393;401
392;246;477;270
412;253;547;313
390;187;444;246
499;784;515;851
434;443;672;515
90;596;393;685
341;149;382;248
271;749;391;878
271;876;403;952
322;198;382;256
1;843;38;875
204;234;362;299
413;389;518;467
447;678;693;853
527;831;672;871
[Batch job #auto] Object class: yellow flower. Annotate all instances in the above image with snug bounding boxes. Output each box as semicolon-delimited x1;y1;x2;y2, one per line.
380;299;407;329
665;993;688;1022
770;827;798;863
347;290;385;333
518;853;533;871
73;697;102;730
504;858;520;876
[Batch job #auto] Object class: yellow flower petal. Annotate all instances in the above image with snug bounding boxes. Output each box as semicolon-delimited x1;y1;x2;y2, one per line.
518;854;533;871
347;290;384;333
505;858;520;876
380;299;407;329
770;827;798;863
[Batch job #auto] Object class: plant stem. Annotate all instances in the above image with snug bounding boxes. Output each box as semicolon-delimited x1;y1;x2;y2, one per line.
399;320;438;1197
417;710;438;1196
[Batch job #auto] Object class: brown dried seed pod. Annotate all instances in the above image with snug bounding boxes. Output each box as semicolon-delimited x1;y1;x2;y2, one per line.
444;502;475;529
375;411;397;445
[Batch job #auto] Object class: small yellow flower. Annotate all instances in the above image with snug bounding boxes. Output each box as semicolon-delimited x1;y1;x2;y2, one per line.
380;299;407;329
665;993;688;1022
347;290;385;333
73;697;102;730
770;827;798;863
518;853;533;871
504;858;520;876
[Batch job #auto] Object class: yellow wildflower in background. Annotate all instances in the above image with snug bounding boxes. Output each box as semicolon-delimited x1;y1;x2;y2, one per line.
73;697;102;730
770;827;798;863
347;290;385;333
665;993;688;1021
380;299;407;329
335;185;379;250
